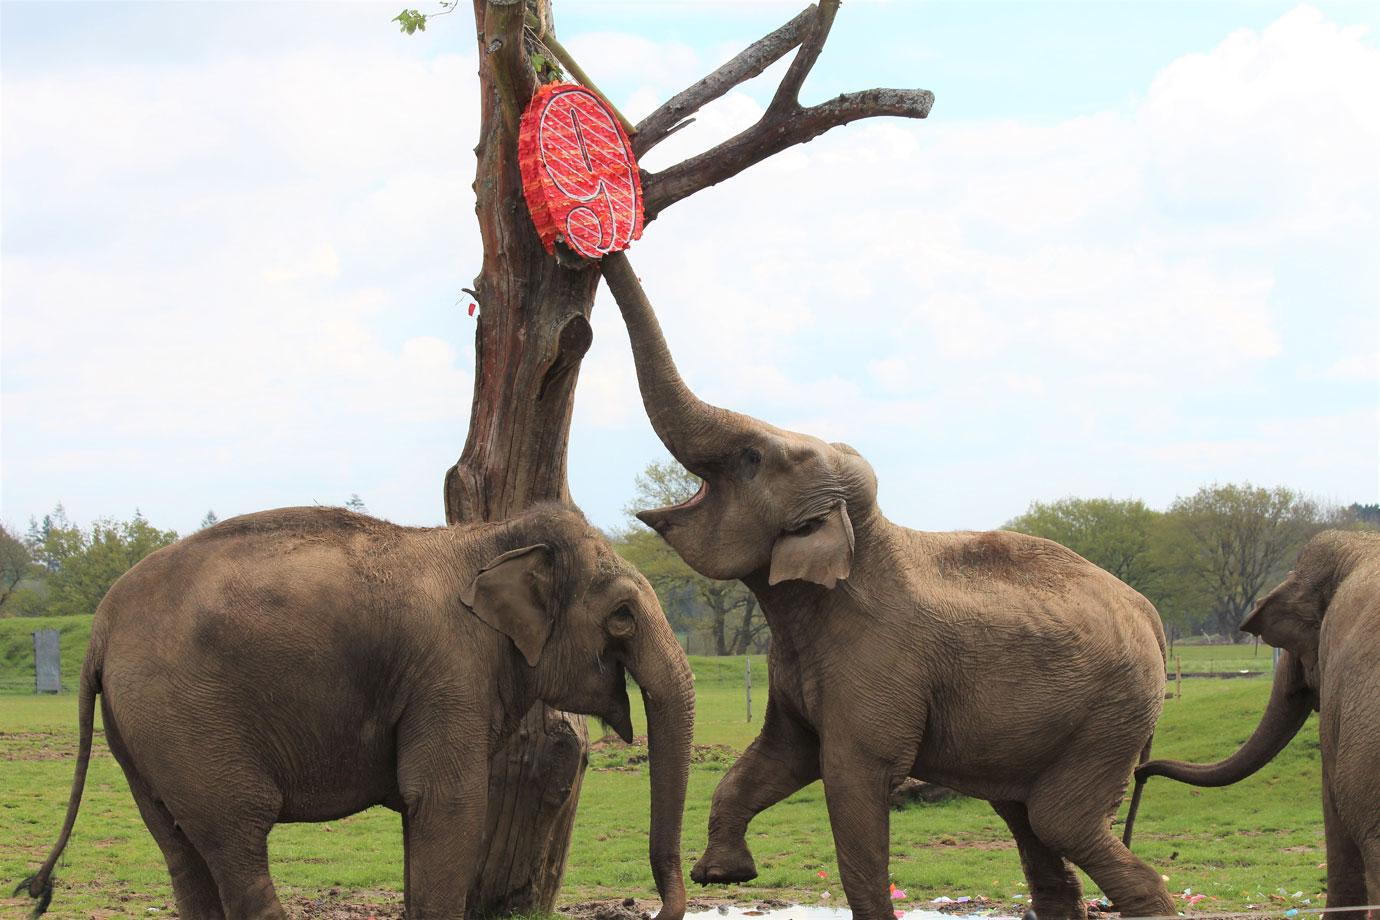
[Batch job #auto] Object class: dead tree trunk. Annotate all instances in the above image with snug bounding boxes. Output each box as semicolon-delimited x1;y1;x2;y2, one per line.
448;0;930;913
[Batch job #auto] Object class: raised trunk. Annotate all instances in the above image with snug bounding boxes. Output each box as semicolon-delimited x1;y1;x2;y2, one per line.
1138;650;1313;787
601;251;751;472
626;619;695;920
448;2;597;914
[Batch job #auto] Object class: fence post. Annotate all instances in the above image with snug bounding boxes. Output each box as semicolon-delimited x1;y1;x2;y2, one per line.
1175;656;1182;699
33;629;61;694
745;653;752;722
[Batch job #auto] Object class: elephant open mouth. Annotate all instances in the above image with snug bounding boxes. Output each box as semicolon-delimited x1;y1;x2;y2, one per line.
672;481;708;510
638;482;708;537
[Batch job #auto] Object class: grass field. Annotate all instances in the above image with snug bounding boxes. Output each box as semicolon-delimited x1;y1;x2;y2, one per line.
0;620;1326;919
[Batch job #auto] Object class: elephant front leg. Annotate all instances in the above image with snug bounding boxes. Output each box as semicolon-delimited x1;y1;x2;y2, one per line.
693;699;821;885
821;749;898;920
398;721;489;919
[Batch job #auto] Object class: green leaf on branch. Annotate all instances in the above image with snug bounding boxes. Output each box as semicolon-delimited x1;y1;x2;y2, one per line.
392;9;427;34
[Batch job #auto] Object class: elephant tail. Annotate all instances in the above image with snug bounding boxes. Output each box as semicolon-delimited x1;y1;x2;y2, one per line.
1120;734;1154;848
15;660;99;918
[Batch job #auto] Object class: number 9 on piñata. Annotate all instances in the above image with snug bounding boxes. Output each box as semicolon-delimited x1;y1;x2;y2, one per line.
518;82;644;260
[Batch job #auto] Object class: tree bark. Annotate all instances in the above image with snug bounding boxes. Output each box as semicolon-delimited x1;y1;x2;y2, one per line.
445;2;597;915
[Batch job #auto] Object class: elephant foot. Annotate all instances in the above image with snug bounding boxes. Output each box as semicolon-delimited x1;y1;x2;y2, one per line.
691;841;757;885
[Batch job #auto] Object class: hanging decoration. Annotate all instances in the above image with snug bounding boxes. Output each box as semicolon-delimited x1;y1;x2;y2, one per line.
518;82;644;260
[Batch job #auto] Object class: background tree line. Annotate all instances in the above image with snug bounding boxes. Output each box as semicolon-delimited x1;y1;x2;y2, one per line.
1005;488;1376;642
5;485;1375;647
0;496;369;619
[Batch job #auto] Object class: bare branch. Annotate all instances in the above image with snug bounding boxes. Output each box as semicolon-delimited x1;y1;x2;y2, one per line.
632;4;817;157
765;0;839;120
643;87;934;218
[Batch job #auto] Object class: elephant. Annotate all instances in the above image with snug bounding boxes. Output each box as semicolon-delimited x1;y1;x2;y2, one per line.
599;252;1175;920
1138;530;1380;919
18;504;694;920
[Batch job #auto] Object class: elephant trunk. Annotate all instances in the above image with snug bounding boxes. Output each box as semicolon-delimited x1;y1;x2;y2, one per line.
625;613;694;920
601;252;752;474
1137;650;1313;787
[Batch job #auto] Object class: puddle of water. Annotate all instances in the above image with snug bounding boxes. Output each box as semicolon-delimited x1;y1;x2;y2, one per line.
689;907;1020;920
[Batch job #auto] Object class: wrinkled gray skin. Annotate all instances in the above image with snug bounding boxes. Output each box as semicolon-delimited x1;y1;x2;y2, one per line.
604;254;1173;920
1139;530;1380;919
20;505;693;920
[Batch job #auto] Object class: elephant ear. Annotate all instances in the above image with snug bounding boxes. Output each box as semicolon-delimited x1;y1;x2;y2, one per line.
1240;577;1319;657
461;544;554;667
769;503;854;589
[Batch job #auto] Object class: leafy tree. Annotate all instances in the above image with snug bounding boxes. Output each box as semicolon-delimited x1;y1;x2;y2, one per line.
200;510;220;529
0;524;32;612
26;504;82;574
1347;503;1380;528
23;507;178;617
617;462;768;655
345;494;368;514
1160;483;1338;639
1005;497;1163;595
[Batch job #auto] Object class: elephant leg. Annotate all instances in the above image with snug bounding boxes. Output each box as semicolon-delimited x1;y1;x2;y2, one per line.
819;748;897;920
182;820;286;920
125;772;226;919
103;710;226;919
991;800;1085;920
692;698;820;885
1323;774;1369;920
397;716;487;919
1026;770;1173;919
170;775;287;920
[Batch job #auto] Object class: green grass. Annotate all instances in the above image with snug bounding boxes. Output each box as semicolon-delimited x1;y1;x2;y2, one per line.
0;638;1325;918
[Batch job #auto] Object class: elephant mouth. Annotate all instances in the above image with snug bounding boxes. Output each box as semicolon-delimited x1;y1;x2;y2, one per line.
670;481;708;510
637;481;708;536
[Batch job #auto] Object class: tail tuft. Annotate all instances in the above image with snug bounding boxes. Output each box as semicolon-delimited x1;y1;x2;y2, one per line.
13;873;54;918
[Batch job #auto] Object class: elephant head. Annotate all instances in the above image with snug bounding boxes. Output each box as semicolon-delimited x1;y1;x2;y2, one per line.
603;253;877;586
1137;530;1370;789
462;507;694;920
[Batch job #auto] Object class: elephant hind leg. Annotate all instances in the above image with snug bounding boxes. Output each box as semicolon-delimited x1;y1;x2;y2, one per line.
126;771;225;918
991;801;1085;920
1025;775;1173;919
104;706;225;918
1323;780;1369;920
172;780;288;920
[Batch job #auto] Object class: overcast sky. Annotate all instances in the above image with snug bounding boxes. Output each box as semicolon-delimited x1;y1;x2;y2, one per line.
2;1;1377;537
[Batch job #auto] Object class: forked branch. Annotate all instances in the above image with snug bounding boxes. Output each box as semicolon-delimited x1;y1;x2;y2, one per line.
637;0;932;221
632;5;817;156
645;87;933;218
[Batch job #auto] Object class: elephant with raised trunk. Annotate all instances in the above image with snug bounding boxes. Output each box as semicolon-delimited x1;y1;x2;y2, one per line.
601;252;1174;920
1138;530;1380;919
19;505;693;920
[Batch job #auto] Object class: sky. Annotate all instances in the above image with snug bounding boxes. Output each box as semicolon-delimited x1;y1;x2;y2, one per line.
2;1;1377;537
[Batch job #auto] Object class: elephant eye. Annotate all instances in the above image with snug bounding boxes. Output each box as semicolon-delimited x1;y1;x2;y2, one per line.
736;447;762;481
605;606;637;639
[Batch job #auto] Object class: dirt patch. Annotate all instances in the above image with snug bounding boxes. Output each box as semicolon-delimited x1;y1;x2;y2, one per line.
0;729;113;762
589;735;738;772
285;890;405;918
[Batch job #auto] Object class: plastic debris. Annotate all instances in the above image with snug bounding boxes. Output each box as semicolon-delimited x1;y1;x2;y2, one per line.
1285;910;1299;917
819;870;828;879
931;897;953;904
956;896;972;903
891;888;907;900
821;892;831;900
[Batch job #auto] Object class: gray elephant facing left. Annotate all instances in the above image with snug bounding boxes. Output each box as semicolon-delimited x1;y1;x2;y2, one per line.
18;505;695;920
